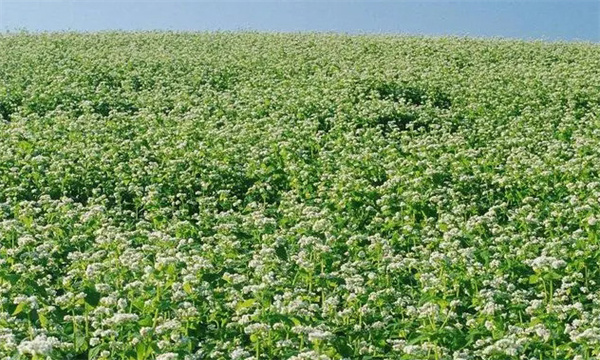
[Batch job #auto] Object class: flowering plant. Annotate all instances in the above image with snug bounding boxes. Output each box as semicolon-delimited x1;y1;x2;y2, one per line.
1;32;600;359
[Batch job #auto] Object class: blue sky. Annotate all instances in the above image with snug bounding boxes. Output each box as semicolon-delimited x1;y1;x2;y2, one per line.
0;1;598;42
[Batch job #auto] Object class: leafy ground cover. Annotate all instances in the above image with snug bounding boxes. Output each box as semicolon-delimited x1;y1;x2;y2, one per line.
1;32;600;360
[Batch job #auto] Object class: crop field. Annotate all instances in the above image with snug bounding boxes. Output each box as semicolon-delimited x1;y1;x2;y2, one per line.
1;32;600;360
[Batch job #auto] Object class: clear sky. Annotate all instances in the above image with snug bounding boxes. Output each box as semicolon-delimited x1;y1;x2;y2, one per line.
0;1;598;42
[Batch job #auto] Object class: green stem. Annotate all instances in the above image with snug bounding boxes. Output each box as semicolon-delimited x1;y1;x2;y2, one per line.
72;310;78;350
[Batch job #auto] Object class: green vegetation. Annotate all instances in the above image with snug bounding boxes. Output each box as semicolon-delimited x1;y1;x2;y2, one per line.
1;32;600;359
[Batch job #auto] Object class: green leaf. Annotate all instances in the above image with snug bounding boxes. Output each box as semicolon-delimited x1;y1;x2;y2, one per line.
408;334;429;345
136;343;146;360
84;286;101;306
75;335;87;350
0;272;19;285
12;302;26;316
17;140;33;153
291;317;302;326
21;216;34;227
138;316;153;327
38;312;48;327
88;346;103;359
236;298;255;311
202;272;220;283
132;298;145;311
275;245;288;261
439;222;448;232
334;340;353;357
183;282;193;294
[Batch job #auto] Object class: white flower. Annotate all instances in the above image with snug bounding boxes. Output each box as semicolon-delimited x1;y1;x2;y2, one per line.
244;323;270;335
156;353;179;360
102;313;139;327
308;330;333;342
230;348;250;359
156;320;181;334
18;335;60;356
528;255;566;271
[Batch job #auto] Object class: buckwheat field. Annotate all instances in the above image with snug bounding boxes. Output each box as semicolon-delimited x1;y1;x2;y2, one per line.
1;32;600;360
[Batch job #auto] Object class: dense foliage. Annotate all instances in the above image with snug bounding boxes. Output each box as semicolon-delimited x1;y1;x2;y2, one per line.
1;32;600;360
